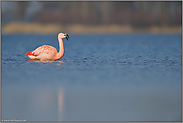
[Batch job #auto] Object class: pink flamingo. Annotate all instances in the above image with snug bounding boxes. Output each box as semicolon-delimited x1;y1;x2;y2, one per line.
25;33;69;61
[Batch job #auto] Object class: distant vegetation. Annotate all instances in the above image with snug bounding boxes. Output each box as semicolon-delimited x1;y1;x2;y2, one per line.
1;1;182;34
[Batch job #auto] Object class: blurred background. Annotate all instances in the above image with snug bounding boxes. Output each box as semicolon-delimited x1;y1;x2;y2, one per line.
1;1;182;34
1;1;182;122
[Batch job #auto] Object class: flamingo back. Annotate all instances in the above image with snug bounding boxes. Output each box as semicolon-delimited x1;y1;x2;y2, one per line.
25;45;58;60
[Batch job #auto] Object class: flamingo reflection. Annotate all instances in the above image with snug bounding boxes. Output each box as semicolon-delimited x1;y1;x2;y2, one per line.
58;87;64;121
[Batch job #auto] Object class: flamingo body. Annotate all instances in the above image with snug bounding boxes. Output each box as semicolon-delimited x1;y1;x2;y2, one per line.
25;33;69;61
25;45;58;60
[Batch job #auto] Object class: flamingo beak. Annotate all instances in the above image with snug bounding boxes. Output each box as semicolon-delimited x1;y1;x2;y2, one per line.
65;34;70;41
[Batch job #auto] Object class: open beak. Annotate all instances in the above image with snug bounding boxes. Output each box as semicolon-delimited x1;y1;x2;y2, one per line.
65;34;70;41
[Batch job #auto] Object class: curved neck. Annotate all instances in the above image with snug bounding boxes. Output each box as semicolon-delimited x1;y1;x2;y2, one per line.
56;38;64;60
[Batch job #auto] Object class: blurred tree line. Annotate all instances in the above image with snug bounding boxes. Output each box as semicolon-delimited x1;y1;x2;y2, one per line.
2;1;182;28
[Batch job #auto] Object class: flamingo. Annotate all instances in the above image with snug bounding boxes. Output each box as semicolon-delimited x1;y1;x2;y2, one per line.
25;33;69;61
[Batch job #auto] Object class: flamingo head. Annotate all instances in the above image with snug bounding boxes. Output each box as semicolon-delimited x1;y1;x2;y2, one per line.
58;33;70;41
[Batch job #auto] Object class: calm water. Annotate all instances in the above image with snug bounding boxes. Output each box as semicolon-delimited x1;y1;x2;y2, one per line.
1;34;182;122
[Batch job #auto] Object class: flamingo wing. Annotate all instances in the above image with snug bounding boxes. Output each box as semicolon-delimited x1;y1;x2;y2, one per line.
24;51;36;56
25;45;57;57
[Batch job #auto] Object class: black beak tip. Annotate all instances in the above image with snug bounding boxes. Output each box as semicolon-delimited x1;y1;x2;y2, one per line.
65;34;70;41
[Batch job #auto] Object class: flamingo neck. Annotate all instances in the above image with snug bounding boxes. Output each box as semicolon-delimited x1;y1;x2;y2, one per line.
56;38;64;60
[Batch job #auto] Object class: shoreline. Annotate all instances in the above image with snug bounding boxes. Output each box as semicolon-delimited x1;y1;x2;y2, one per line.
1;22;182;34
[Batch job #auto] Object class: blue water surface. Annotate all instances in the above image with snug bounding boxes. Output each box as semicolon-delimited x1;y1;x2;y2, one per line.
1;33;182;122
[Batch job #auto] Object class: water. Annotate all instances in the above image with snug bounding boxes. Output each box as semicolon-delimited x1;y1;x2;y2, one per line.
1;33;182;122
